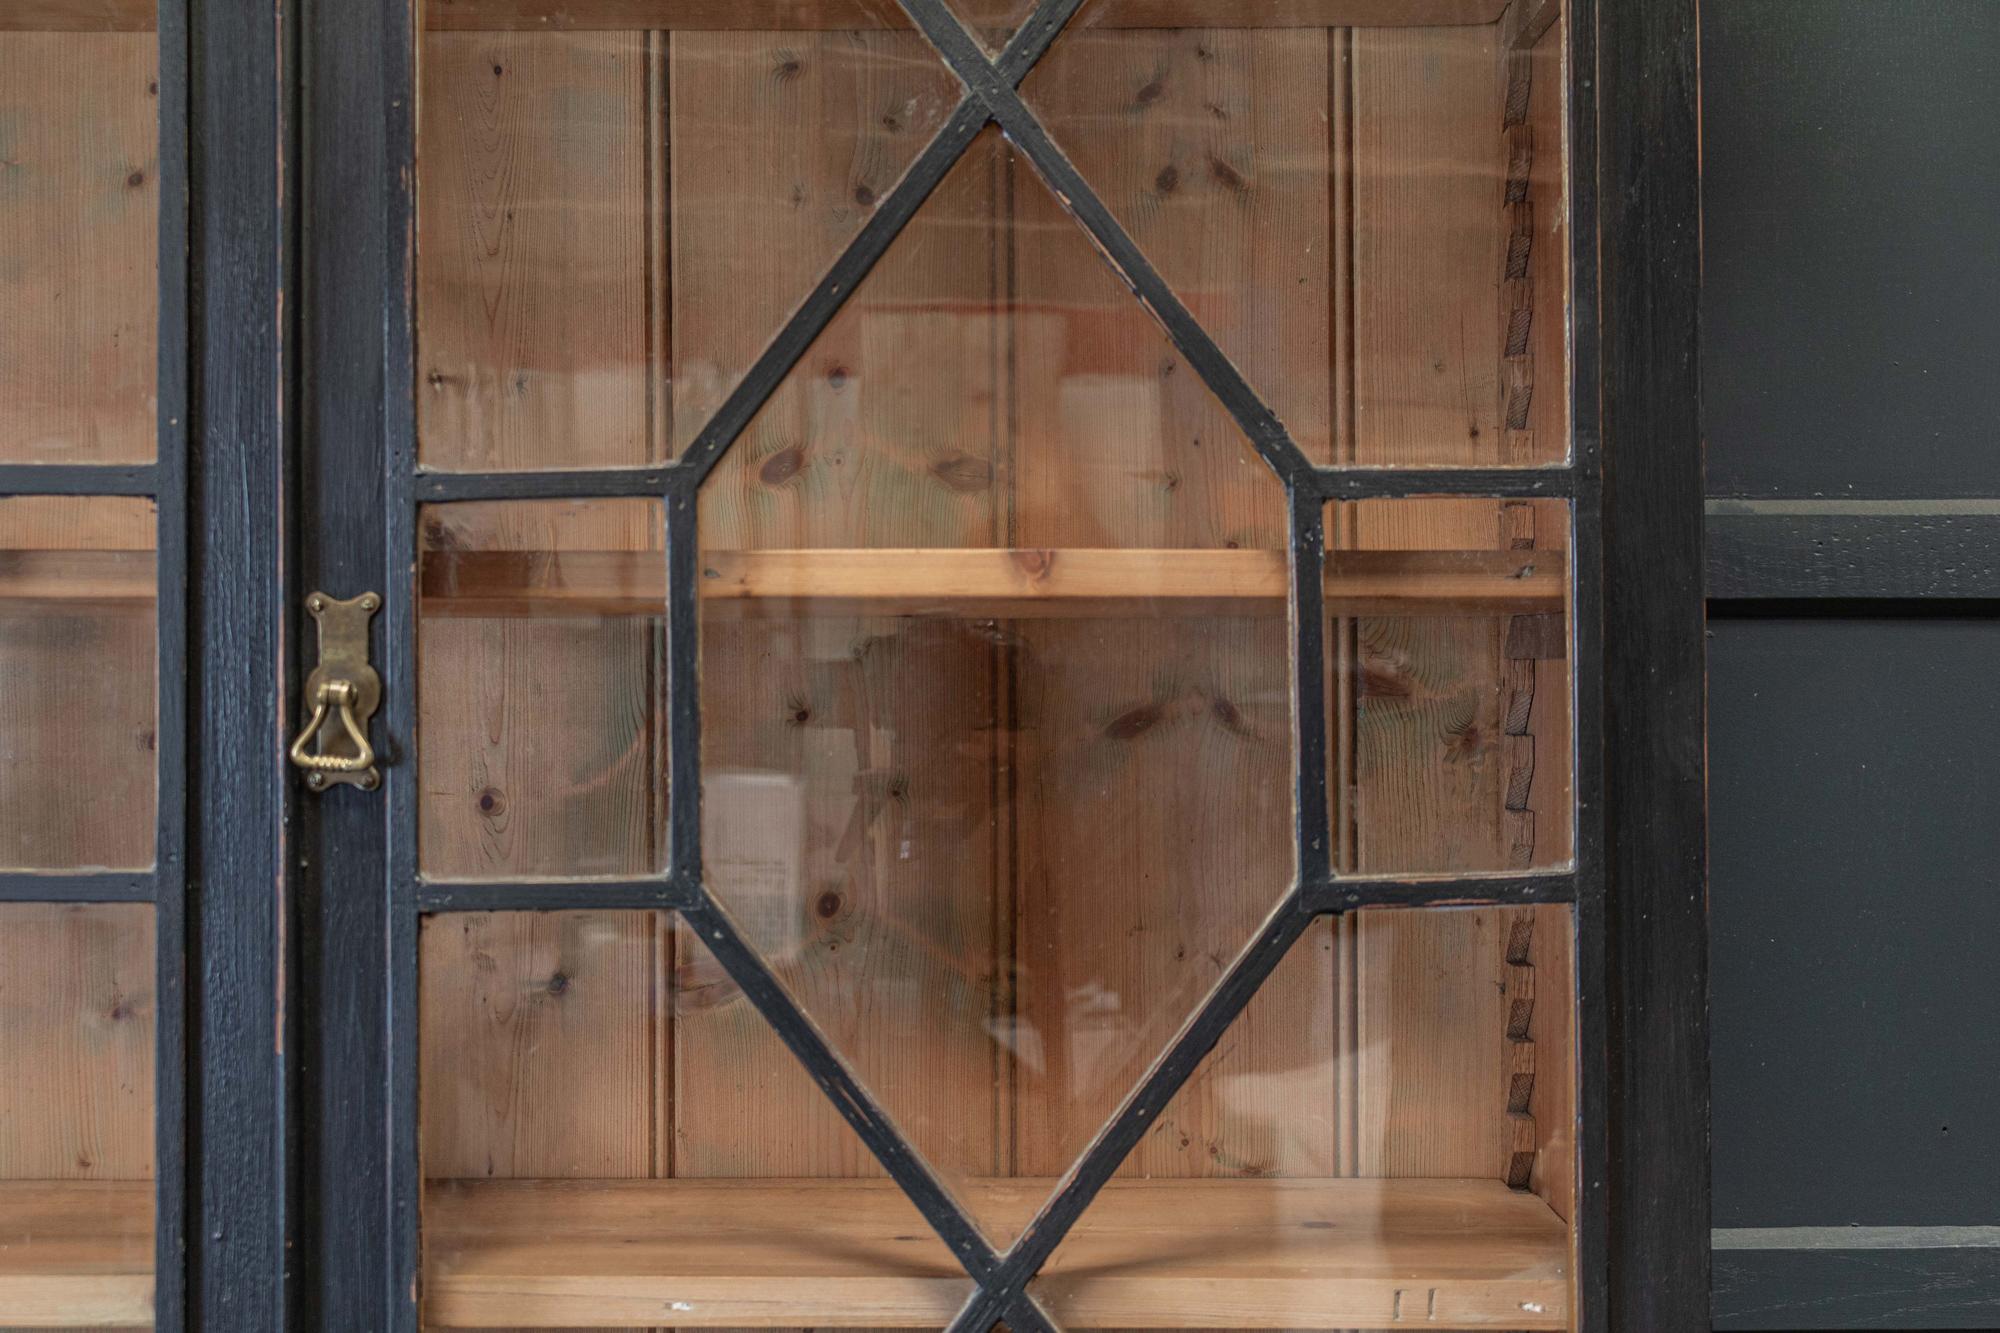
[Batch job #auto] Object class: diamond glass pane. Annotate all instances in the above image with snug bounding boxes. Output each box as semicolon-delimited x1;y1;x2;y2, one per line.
418;910;979;1326
1022;1;1571;467
697;127;1296;1248
416;20;960;469
1328;498;1573;875
1030;906;1579;1329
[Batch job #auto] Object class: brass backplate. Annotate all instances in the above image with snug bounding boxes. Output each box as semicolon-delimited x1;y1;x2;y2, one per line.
301;591;382;790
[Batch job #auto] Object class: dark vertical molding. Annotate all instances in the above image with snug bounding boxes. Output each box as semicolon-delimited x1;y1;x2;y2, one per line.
297;0;394;1323
154;0;192;1320
188;0;297;1323
1597;0;1711;1326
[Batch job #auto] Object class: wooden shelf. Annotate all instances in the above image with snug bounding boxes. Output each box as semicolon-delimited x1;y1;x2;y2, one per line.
1;0;1509;33
421;547;1566;619
0;1181;152;1328
424;1176;1570;1329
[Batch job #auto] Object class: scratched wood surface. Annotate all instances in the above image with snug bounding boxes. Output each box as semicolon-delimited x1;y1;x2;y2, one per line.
0;32;156;464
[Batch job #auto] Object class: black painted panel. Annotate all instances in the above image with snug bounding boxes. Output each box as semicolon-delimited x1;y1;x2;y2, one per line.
1709;619;2000;1228
1702;1;2000;498
1707;509;2000;600
1715;1248;2000;1330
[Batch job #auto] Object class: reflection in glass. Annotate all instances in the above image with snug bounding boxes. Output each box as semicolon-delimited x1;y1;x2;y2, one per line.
697;126;1296;1248
0;497;157;873
0;903;156;1327
417;499;667;880
1031;907;1577;1330
0;31;158;465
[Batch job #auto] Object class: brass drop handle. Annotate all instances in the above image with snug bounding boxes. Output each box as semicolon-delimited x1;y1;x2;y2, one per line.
289;680;377;777
290;591;383;792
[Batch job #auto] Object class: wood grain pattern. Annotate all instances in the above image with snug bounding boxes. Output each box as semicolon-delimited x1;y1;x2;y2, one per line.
0;1180;151;1327
419;31;659;471
1024;26;1335;463
0;498;155;874
0;33;156;463
415;546;1567;618
0;905;154;1183
667;31;960;460
423;1176;1569;1328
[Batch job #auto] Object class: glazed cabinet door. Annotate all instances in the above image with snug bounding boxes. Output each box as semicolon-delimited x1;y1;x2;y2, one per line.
0;0;182;1326
368;1;1602;1330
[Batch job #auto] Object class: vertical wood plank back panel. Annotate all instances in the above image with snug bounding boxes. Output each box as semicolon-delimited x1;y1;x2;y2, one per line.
0;33;156;465
1024;27;1336;464
1007;129;1311;1206
0;904;154;1180
1346;23;1519;1181
419;32;657;471
669;31;960;461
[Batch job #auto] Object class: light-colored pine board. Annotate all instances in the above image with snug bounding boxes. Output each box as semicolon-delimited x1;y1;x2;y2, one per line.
424;1176;1569;1328
1525;17;1570;463
414;546;1567;618
418;31;658;471
0;33;156;463
419;912;661;1180
0;905;154;1182
668;31;961;461
1023;26;1334;463
0;1181;151;1328
418;0;1509;31
0;500;156;873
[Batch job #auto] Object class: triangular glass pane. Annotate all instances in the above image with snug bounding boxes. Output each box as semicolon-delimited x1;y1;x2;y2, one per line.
698;127;1296;1248
417;20;961;470
1021;8;1573;467
944;0;1039;52
418;910;979;1326
1030;907;1578;1330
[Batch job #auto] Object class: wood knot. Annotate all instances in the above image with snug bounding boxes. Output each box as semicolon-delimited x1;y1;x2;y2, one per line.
815;891;843;920
476;786;506;817
1011;548;1056;581
546;971;570;996
931;452;992;493
760;444;806;486
1155;163;1181;195
1105;701;1164;741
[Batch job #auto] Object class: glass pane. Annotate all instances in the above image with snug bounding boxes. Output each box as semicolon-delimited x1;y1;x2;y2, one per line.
1031;906;1577;1330
1330;498;1573;874
0;496;157;873
419;910;978;1327
0;902;156;1328
697;126;1296;1249
945;0;1036;51
0;28;158;464
416;18;960;470
1023;0;1571;467
417;499;668;879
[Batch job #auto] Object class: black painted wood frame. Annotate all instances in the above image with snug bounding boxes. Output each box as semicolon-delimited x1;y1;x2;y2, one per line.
230;1;1713;1331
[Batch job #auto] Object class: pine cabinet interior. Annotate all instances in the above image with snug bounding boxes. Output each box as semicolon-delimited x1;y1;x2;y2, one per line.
0;0;1579;1326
